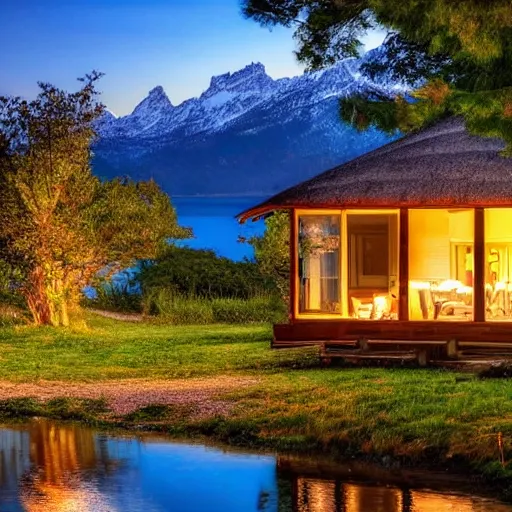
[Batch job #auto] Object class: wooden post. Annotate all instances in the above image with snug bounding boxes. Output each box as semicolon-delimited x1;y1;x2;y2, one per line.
398;208;409;321
289;209;297;321
474;207;486;322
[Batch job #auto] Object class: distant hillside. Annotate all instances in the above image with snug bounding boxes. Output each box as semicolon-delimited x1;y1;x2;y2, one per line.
93;48;403;196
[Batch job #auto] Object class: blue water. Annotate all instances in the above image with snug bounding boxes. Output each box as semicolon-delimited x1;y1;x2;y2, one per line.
84;196;267;297
0;421;277;512
173;196;267;261
1;420;510;512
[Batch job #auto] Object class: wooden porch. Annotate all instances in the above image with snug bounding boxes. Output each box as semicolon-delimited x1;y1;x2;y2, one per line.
273;320;512;365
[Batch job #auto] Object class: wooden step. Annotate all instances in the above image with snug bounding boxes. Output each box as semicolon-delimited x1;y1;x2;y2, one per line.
340;352;419;361
322;348;418;358
367;339;447;346
459;341;512;349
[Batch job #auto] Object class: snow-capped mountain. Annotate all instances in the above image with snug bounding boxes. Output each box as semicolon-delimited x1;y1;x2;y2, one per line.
93;49;403;195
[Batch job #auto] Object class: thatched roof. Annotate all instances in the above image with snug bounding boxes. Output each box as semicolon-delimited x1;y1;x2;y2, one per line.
238;117;512;222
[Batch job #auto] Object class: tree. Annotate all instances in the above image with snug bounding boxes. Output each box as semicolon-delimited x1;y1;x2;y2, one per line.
247;211;290;305
0;74;190;326
242;0;512;153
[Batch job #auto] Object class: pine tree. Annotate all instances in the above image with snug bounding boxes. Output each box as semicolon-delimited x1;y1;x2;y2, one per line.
242;0;512;152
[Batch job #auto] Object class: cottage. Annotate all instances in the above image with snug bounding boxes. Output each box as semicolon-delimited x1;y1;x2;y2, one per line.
238;117;512;362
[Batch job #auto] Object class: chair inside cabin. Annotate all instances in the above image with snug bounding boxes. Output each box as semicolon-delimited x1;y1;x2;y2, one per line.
351;296;373;319
351;294;394;320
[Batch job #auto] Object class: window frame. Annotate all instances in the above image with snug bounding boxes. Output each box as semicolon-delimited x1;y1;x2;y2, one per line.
294;208;400;320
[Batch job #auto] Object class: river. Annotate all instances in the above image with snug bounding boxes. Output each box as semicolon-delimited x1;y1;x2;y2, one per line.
0;420;510;511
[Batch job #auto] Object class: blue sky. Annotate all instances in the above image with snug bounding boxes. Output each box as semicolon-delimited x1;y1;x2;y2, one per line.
1;0;385;116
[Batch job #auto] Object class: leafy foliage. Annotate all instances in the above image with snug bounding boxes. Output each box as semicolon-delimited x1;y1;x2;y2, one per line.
242;0;512;152
246;211;290;305
85;281;143;313
0;73;190;326
138;246;274;299
85;246;286;324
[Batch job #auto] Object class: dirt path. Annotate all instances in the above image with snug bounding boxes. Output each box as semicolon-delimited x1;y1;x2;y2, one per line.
87;309;145;322
0;376;259;417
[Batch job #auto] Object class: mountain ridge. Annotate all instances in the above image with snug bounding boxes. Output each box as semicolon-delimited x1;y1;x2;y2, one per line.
93;48;403;196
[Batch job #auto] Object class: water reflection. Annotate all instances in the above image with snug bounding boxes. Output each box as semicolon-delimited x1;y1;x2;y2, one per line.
20;421;117;511
0;420;509;511
292;476;512;512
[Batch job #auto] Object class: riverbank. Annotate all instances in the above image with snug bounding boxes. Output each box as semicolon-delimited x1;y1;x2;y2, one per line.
0;313;511;496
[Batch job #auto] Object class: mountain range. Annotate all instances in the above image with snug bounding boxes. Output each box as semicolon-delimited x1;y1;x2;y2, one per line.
93;48;403;196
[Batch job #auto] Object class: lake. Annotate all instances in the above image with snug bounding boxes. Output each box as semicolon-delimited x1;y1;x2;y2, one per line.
84;196;267;301
172;196;268;261
1;419;510;511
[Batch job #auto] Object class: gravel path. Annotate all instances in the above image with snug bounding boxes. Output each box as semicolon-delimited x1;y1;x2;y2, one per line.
0;376;259;418
87;309;145;322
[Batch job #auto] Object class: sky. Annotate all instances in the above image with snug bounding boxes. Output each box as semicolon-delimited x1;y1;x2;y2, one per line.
1;0;385;116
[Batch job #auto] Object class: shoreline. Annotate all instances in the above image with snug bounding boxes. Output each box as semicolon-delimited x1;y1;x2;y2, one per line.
4;416;511;508
0;377;510;502
0;316;511;501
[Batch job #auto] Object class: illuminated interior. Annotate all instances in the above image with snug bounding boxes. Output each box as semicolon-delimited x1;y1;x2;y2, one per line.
298;214;341;314
346;213;399;320
295;208;512;322
485;208;512;321
297;211;399;319
408;209;474;321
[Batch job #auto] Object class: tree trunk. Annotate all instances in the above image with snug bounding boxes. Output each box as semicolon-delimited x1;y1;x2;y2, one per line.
24;266;53;325
23;268;73;326
48;278;70;327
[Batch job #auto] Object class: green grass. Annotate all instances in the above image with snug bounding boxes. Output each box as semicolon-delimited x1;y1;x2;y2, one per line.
0;312;511;488
142;289;287;324
0;313;315;381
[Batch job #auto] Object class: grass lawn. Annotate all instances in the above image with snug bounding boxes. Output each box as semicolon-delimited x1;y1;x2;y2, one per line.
0;313;311;381
0;312;511;486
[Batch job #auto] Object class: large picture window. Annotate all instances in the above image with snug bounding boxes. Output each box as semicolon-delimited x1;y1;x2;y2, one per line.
485;209;512;321
408;209;474;321
347;212;399;320
296;210;400;319
298;214;341;314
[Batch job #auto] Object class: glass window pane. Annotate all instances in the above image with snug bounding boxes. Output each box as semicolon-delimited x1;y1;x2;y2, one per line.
298;215;340;314
485;209;512;321
408;209;474;321
346;213;399;320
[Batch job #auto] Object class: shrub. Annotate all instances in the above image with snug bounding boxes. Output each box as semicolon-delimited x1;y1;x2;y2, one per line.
138;246;276;299
0;302;30;327
83;282;142;313
479;362;512;379
246;210;290;304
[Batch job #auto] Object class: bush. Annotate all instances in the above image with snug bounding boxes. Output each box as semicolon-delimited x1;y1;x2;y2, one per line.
0;302;30;327
479;362;512;379
138;246;276;299
83;282;142;313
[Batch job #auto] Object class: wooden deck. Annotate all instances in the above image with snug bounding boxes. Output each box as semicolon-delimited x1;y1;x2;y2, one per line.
273;320;512;365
